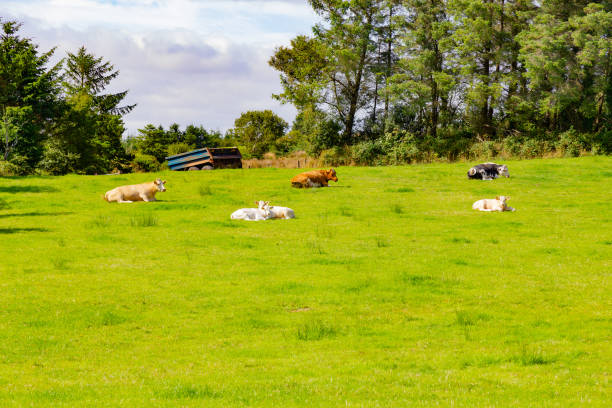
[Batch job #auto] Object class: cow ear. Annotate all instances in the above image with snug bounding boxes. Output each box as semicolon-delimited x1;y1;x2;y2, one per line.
496;196;500;200
163;180;166;184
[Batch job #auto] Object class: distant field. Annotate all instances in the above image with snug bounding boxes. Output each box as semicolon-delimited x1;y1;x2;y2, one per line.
0;156;610;407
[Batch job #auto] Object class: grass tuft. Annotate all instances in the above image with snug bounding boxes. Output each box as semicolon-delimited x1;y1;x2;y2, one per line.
449;237;472;244
198;184;212;196
338;206;353;217
456;310;490;327
89;214;114;228
157;384;221;400
390;203;404;214
400;273;435;286
129;213;158;227
387;187;415;193
99;311;128;326
512;345;555;366
375;236;390;247
296;320;338;341
51;257;69;271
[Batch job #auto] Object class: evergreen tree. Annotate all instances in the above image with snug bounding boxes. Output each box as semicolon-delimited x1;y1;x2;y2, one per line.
47;46;135;173
0;19;62;168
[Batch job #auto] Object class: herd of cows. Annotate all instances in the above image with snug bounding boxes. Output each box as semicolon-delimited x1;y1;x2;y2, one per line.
103;162;515;217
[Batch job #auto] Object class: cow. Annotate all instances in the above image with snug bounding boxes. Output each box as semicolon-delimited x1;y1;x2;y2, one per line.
467;163;510;180
472;196;515;212
231;201;272;221
104;179;166;203
268;204;295;219
291;168;338;188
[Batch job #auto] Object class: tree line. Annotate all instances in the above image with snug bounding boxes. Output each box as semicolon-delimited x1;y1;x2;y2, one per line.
2;1;610;176
269;0;611;163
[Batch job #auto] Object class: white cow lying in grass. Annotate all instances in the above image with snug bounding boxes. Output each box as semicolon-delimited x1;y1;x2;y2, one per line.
104;179;166;203
472;196;515;212
269;204;295;219
231;201;272;221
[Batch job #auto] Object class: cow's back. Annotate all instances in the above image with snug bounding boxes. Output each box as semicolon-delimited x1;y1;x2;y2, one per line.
291;170;326;188
105;182;154;202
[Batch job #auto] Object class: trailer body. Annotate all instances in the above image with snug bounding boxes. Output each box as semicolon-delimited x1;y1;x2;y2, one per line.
166;147;242;171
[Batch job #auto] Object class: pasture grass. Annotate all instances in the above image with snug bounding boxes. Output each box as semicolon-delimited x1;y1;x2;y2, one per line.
0;156;610;406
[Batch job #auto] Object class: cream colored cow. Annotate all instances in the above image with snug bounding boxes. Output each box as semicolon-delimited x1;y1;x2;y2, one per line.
269;204;295;219
104;179;166;203
472;196;515;212
231;201;272;221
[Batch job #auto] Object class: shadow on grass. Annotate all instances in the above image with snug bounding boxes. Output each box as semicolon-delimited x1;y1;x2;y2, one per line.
0;185;58;193
0;211;72;219
0;227;48;234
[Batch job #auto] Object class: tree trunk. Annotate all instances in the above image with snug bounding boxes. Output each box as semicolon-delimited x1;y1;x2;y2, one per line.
344;14;372;143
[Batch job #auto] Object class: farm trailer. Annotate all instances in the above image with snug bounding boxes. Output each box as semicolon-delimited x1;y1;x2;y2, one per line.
166;147;242;171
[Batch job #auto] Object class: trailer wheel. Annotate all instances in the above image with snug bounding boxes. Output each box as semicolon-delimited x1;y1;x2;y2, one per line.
201;164;214;170
188;166;200;171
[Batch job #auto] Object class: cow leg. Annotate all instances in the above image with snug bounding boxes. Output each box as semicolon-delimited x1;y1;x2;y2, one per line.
117;199;133;203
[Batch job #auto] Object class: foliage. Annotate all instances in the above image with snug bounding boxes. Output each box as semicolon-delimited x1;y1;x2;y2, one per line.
63;45;136;116
39;139;80;175
166;142;194;157
229;110;288;158
0;19;63;167
0;159;21;176
269;0;611;161
131;153;160;173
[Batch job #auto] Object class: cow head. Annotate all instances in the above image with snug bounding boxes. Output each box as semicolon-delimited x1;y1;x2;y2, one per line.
327;168;338;182
255;200;272;218
497;165;510;178
496;196;509;209
154;179;167;192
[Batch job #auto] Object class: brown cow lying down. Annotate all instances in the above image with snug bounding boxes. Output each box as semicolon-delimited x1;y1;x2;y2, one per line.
291;168;338;188
472;196;515;212
104;179;166;203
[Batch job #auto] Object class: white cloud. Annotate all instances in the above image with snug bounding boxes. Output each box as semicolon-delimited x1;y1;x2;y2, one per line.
2;0;319;134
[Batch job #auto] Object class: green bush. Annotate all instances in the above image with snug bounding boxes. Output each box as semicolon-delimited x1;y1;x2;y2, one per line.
275;130;305;155
469;140;499;160
309;119;343;156
431;128;473;161
320;146;352;166
556;129;583;157
39;143;80;175
0;160;21;176
132;153;160;173
387;133;421;164
502;135;524;157
592;129;612;155
520;139;551;158
351;140;385;165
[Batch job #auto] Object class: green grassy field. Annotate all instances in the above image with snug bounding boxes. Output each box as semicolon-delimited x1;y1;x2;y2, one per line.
0;156;610;407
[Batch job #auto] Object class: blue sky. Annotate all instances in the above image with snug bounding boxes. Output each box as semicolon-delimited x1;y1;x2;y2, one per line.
1;0;319;135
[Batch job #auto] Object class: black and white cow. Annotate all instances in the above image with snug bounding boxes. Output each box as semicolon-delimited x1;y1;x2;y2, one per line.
467;163;510;180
